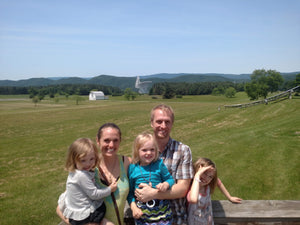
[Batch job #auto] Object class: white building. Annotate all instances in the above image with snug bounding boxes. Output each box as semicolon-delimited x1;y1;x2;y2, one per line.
89;91;108;100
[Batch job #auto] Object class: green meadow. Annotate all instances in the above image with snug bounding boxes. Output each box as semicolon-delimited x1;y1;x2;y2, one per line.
0;93;299;225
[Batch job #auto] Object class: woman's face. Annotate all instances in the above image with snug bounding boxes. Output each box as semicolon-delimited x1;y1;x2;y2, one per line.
97;127;121;157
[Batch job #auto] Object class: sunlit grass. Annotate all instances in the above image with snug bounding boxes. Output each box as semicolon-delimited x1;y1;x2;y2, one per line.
0;94;299;224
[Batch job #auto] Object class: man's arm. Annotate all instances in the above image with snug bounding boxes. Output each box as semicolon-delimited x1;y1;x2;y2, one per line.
135;179;191;202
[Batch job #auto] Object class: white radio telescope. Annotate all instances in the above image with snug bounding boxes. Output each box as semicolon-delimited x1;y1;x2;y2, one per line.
135;76;152;94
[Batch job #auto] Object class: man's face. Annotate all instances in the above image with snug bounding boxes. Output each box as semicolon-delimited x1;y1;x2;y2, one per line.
151;109;173;140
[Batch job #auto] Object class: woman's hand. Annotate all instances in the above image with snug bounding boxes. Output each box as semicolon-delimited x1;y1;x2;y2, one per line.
109;180;118;192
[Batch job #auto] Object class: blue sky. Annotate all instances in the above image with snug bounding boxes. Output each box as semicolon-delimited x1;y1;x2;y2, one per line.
1;0;299;80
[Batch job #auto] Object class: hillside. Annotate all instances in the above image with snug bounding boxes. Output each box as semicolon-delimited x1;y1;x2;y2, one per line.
0;72;298;90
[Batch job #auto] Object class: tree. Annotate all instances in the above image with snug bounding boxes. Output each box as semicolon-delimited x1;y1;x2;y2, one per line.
124;88;137;100
266;70;283;92
73;95;84;105
54;94;60;103
32;96;40;107
29;87;38;98
245;69;283;100
212;86;225;95
163;84;175;99
295;73;300;95
225;87;236;98
295;73;300;86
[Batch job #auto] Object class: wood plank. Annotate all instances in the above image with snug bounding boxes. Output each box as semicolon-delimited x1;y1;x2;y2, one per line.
213;200;300;224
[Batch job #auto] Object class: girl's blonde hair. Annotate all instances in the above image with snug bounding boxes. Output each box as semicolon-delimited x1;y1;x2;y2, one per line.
193;157;218;193
65;138;99;172
132;131;159;164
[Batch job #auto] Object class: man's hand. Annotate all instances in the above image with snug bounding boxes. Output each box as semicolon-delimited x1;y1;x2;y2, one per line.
135;183;157;202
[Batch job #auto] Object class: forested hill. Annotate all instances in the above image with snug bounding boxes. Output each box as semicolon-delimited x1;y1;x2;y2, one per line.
0;72;298;90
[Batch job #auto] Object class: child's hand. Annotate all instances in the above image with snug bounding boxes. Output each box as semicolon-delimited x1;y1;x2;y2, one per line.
156;182;169;192
109;181;118;193
195;165;213;177
228;196;243;204
131;202;143;219
195;165;214;184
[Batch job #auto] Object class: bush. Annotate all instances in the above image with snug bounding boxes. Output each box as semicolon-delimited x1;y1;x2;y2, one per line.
225;87;236;98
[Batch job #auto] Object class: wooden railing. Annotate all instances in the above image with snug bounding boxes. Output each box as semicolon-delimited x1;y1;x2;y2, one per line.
58;200;300;224
124;200;300;225
224;86;300;109
212;200;300;224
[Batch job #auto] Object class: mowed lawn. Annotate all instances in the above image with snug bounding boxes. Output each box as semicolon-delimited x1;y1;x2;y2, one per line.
0;93;299;225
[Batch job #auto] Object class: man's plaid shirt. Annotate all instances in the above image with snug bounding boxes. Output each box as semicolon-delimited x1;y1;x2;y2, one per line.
159;138;194;225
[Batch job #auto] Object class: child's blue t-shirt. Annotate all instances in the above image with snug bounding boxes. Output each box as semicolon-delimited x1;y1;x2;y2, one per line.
127;158;175;204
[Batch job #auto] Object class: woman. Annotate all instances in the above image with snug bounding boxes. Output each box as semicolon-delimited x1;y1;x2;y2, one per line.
95;123;131;225
56;123;131;225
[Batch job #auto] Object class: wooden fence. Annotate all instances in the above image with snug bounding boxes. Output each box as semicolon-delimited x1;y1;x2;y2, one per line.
224;86;300;109
123;200;300;225
58;200;300;225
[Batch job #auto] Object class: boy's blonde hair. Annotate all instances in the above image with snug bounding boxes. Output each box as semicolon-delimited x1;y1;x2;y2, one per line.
65;138;99;172
132;131;159;164
193;157;218;193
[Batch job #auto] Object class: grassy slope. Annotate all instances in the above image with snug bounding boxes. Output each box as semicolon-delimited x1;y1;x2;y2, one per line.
0;94;299;224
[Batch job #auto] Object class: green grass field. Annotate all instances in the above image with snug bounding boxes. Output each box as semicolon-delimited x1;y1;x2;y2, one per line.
0;93;299;225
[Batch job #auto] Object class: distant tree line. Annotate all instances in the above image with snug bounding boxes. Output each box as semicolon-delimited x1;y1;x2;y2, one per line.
0;84;122;97
149;70;299;99
149;81;245;96
0;70;298;101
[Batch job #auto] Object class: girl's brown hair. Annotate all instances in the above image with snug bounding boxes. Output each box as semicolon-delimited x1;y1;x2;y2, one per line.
132;131;159;164
193;157;218;193
65;138;99;172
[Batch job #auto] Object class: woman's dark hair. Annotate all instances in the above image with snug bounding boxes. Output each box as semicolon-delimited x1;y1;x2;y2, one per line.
97;123;122;141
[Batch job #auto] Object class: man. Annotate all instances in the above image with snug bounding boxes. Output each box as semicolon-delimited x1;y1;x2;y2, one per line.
135;104;193;225
135;104;242;225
